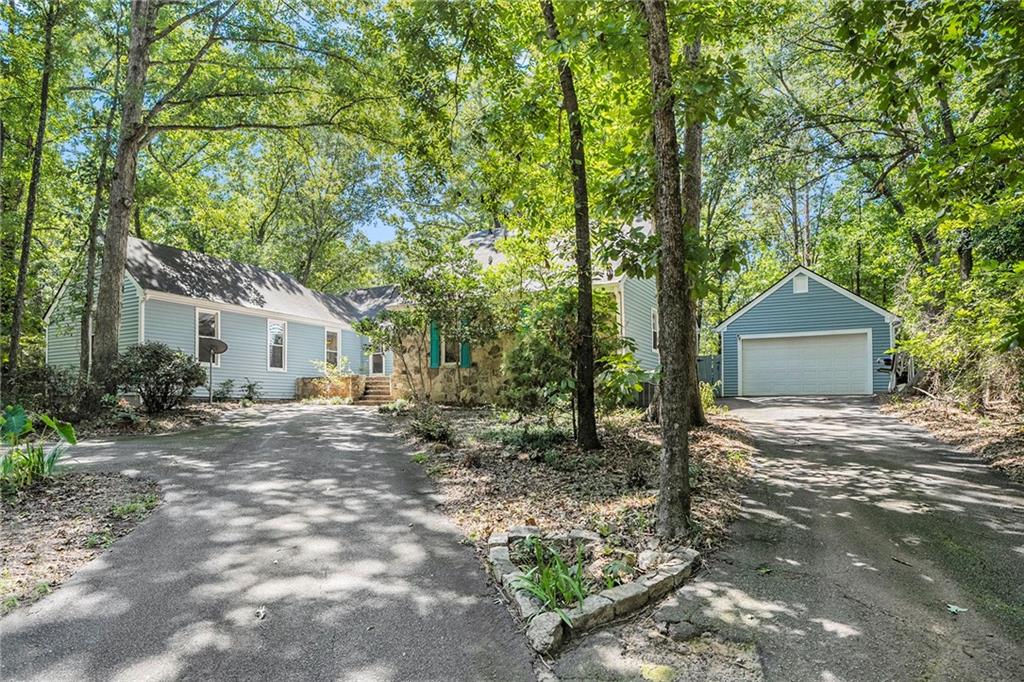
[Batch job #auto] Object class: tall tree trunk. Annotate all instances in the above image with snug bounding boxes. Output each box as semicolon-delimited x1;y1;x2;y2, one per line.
540;0;599;450
642;0;694;539
7;7;57;384
681;38;706;429
80;99;120;378
936;85;972;280
93;0;158;391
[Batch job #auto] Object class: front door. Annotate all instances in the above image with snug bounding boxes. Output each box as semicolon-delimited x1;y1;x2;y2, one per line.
371;347;385;375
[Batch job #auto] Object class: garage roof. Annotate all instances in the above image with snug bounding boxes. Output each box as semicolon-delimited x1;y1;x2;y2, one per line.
713;266;899;332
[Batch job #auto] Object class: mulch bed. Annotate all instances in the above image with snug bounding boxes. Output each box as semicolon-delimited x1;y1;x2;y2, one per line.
400;408;756;557
0;473;161;614
881;397;1024;483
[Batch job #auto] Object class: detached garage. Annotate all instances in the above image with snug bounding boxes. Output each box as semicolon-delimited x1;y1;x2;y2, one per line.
715;267;899;397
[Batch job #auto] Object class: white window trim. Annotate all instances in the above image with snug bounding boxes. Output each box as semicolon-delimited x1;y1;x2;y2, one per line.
440;337;459;366
195;308;222;368
267;318;287;372
736;328;873;397
324;328;340;370
651;306;659;352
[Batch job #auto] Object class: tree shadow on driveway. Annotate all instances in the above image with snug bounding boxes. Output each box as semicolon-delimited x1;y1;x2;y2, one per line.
666;397;1024;681
2;405;534;682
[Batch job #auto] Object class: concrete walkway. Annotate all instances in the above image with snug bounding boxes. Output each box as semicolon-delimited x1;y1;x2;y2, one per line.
1;405;535;682
668;397;1024;681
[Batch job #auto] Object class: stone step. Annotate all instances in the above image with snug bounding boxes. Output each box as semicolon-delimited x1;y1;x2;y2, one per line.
363;389;392;396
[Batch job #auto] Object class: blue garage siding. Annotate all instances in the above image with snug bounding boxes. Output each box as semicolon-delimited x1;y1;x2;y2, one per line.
720;276;892;396
621;277;660;372
341;329;365;373
47;273;140;372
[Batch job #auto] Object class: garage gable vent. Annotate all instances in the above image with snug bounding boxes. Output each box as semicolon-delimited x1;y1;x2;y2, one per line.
793;273;808;294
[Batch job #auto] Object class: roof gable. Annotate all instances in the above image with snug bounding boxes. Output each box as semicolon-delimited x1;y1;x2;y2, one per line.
713;266;898;332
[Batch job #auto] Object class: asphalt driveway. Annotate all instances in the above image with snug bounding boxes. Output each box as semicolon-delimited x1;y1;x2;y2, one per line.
1;405;535;682
669;397;1024;681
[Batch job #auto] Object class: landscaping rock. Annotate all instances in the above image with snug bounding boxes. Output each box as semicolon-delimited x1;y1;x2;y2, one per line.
513;589;544;620
488;545;516;583
600;580;649;616
672;547;701;566
501;570;524;591
508;525;542;539
668;620;702;641
638;549;665;571
526;611;565;653
642;569;678;600
487;532;508;548
568;529;602;544
653;604;693;625
565;595;614;631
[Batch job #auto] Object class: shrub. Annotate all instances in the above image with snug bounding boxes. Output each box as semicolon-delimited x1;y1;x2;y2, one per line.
113;343;207;414
700;381;726;415
98;394;139;428
241;377;263;402
409;405;457;445
486;424;569;452
213;379;235;402
378;398;413;415
6;365;103;422
0;405;77;494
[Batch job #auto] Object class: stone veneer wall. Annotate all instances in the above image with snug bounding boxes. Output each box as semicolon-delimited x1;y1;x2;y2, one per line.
295;374;367;401
390;334;510;405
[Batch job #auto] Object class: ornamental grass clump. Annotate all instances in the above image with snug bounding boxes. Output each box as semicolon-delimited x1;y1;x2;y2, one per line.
512;536;589;624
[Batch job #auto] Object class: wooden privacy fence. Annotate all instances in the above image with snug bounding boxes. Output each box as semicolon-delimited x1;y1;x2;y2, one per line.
633;355;721;408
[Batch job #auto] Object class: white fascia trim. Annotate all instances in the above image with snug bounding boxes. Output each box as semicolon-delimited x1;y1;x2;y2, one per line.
736;327;874;396
142;289;353;332
714;266;898;333
42;276;71;324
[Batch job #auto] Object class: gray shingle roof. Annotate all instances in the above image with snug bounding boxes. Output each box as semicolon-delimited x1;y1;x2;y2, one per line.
125;238;398;325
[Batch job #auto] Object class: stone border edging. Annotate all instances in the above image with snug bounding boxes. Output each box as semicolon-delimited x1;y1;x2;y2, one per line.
485;526;701;653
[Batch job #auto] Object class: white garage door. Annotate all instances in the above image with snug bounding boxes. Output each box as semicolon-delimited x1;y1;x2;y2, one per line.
740;332;870;396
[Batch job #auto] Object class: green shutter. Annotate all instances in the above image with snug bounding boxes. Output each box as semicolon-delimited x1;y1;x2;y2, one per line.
429;321;440;368
459;341;471;368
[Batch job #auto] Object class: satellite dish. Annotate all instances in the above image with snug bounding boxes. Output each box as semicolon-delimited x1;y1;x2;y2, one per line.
200;338;228;356
199;338;229;404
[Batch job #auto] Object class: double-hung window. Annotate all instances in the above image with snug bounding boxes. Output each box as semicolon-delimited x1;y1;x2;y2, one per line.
268;319;287;371
325;330;339;368
441;335;459;365
197;309;221;366
651;307;659;351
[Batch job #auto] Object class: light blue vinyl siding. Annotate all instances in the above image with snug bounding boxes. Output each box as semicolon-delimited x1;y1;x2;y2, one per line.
720;276;892;396
622;277;660;372
143;299;195;353
46;273;140;372
341;329;365;374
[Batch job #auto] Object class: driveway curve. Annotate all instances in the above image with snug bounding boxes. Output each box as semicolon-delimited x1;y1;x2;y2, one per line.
1;405;535;682
673;397;1024;681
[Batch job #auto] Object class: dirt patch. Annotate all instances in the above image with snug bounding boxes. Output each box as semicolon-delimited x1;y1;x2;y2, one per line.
882;397;1024;483
400;408;755;556
1;472;161;614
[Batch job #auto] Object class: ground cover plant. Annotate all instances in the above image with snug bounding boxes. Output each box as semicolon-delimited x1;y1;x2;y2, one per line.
394;405;754;558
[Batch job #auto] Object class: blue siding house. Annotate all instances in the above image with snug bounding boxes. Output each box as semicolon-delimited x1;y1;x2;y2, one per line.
714;267;899;397
45;238;395;400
